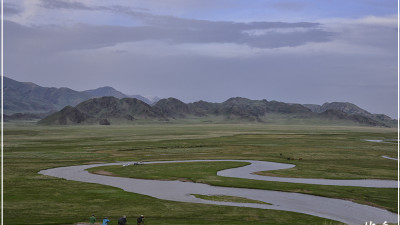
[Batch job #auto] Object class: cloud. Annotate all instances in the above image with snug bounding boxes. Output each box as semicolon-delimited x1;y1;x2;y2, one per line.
4;2;397;118
40;0;93;10
4;3;23;16
4;13;395;62
4;18;332;59
39;0;149;13
270;2;307;11
322;15;397;27
243;27;316;36
321;16;397;52
6;0;333;50
5;0;43;25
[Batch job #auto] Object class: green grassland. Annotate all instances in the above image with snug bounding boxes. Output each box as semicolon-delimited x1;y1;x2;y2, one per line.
191;194;272;205
4;121;397;224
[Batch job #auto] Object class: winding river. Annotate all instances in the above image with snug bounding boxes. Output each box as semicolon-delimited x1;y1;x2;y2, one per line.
39;160;397;225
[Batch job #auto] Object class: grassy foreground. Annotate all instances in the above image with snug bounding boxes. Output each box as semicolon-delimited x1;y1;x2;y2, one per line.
4;122;397;224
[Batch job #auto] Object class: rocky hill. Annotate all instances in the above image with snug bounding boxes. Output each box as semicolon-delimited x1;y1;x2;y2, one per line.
39;97;165;125
304;102;396;127
39;96;393;127
154;98;190;118
304;102;371;116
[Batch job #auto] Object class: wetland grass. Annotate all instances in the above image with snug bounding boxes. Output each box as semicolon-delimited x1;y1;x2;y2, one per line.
4;122;397;224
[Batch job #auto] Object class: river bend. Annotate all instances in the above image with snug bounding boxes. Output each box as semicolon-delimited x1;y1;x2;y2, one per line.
39;160;397;225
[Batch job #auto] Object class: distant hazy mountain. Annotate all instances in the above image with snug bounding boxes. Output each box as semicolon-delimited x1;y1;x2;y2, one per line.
4;112;52;121
127;95;156;105
4;77;159;115
83;86;156;105
4;77;92;114
145;96;161;104
39;96;393;127
83;86;127;99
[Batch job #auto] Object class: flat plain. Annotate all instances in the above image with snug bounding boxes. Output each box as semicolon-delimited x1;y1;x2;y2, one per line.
4;121;397;225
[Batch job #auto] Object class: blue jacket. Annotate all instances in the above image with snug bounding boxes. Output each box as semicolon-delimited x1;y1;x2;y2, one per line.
102;218;110;225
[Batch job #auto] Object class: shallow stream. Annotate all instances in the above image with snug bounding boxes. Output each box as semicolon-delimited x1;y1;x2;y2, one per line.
39;160;397;225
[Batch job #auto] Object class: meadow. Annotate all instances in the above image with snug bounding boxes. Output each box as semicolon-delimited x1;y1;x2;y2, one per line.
4;121;397;225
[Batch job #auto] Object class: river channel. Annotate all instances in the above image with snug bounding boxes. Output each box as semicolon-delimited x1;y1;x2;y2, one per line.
39;160;397;225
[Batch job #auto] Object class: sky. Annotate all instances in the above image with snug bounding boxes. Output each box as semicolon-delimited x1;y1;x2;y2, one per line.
4;0;398;118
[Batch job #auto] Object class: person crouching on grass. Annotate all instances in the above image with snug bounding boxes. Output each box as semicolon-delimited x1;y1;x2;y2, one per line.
137;215;145;225
102;217;110;225
89;214;96;224
118;215;127;225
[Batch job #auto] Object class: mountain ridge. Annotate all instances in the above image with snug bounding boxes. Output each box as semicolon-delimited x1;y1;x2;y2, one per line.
303;102;396;124
5;77;395;127
39;96;394;127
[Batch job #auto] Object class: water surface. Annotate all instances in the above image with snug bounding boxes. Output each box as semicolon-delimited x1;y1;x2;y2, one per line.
39;160;397;225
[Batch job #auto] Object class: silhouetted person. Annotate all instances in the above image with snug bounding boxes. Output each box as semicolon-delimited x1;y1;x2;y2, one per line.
89;214;96;224
137;215;145;225
118;215;127;225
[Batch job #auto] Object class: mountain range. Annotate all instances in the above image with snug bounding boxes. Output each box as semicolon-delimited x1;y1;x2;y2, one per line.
38;96;395;127
4;77;396;127
4;77;159;114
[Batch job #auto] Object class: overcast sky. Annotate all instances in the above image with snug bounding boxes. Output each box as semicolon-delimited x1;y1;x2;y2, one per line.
4;0;398;118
